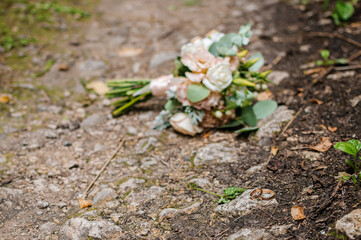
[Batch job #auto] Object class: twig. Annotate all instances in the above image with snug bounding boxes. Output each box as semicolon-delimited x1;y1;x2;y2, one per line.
276;107;303;140
348;50;361;61
216;227;230;240
82;138;125;198
306;32;361;48
316;181;342;214
264;54;284;70
334;64;361;71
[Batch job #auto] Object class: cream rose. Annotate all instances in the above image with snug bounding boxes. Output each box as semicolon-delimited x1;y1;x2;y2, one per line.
202;63;233;92
170;113;203;136
181;37;213;55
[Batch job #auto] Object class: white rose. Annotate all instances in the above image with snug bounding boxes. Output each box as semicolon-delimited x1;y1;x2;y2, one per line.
181;38;213;55
170;113;203;136
208;31;225;42
203;63;233;92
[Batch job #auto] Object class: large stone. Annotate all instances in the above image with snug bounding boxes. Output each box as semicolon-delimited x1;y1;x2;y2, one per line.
92;188;116;204
128;186;165;208
268;71;289;85
227;225;292;240
256;106;294;139
215;189;278;216
193;142;238;166
59;218;122;240
228;228;273;240
336;209;361;239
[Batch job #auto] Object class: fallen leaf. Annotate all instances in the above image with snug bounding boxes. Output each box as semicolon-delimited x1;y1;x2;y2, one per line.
291;206;306;220
328;126;337;132
271;147;279;156
310;137;332;152
202;131;212;139
0;94;10;103
303;68;325;75
78;199;92;209
58;64;69;71
118;47;144;57
318;124;327;130
86;81;109;95
257;90;273;101
309;98;323;105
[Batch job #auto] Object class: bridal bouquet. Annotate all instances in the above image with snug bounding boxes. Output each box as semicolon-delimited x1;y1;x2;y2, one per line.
106;24;277;136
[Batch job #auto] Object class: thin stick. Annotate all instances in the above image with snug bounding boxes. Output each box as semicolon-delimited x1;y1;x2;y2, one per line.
82;138;126;198
306;32;361;48
277;107;303;139
334;64;361;71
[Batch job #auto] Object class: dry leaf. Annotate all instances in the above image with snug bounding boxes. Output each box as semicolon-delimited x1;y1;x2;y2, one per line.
58;64;69;71
291;206;306;220
118;47;144;57
86;81;109;95
0;94;10;103
318;124;327;130
257;90;273;101
78;199;92;209
271;147;279;156
202;131;212;139
303;68;325;75
309;98;323;105
310;137;332;152
328;126;337;132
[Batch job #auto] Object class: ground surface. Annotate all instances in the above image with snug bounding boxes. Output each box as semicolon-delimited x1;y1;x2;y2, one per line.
0;0;361;239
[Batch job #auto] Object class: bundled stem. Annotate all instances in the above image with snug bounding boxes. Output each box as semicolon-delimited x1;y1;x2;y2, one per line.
106;79;152;116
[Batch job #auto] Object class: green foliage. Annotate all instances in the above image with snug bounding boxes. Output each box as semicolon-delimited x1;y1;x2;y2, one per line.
316;49;348;66
327;0;359;25
187;183;247;204
334;139;361;188
173;57;190;77
184;106;205;125
106;79;152;116
253;100;278;120
218;187;247;204
0;0;90;52
187;84;210;103
209;23;252;57
248;53;264;72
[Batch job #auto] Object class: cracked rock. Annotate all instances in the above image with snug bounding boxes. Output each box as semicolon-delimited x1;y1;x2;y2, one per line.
59;218;122;240
215;189;278;216
194;142;238;166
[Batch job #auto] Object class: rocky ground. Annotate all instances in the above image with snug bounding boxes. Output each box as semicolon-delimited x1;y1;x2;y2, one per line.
1;0;361;239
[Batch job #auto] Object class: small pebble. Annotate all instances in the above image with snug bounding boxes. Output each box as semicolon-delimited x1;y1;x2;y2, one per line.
64;142;72;147
37;200;49;209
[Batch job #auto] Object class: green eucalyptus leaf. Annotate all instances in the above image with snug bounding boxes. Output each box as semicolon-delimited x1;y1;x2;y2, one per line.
248;52;264;72
336;0;354;21
321;50;330;60
187;84;210;103
252;100;278;120
208;42;219;57
242;106;257;127
235;126;259;134
238;23;252;45
334;142;357;157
